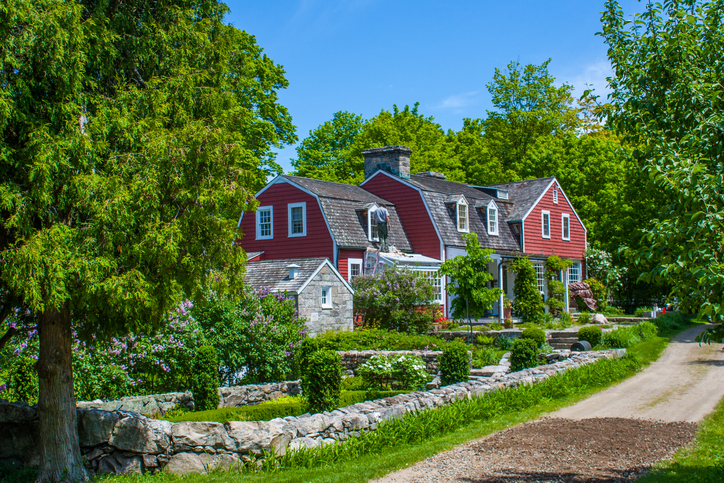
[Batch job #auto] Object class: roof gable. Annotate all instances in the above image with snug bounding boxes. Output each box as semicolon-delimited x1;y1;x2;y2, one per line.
244;257;352;294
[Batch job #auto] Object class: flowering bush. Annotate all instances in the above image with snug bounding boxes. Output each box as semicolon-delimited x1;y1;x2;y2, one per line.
352;267;436;334
357;354;431;391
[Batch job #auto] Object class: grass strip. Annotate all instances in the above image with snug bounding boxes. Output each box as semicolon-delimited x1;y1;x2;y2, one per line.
637;397;724;483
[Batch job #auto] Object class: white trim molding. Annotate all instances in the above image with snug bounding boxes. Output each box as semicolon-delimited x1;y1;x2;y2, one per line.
457;197;469;233
561;213;570;241
541;210;551;239
321;286;332;309
487;200;499;236
256;206;274;240
287;202;307;238
348;258;363;281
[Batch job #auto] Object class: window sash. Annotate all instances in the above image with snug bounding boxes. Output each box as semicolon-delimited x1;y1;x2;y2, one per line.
562;214;570;240
534;263;545;293
258;208;272;238
568;263;580;283
488;207;497;235
415;269;442;303
542;211;550;238
458;203;468;231
321;287;331;307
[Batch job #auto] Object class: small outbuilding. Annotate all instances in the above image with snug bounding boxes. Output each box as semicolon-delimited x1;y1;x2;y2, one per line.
244;257;354;336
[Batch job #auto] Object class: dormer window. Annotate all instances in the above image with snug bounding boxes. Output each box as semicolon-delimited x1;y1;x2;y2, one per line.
487;200;499;236
457;199;469;232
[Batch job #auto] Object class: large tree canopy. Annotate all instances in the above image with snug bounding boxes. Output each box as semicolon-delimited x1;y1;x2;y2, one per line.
0;0;295;480
602;0;724;336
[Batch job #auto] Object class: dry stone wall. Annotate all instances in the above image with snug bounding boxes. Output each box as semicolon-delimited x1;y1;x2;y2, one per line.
0;349;625;476
76;381;302;417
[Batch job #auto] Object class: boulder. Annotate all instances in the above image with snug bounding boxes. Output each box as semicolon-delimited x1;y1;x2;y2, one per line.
78;409;121;447
96;454;143;475
0;421;39;461
0;401;37;424
164;452;240;475
592;314;608;325
109;415;171;454
172;421;234;452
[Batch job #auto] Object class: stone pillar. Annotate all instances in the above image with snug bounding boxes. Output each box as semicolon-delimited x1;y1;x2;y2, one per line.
362;146;412;179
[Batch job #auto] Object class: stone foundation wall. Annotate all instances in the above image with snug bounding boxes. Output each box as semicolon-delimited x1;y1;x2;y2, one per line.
0;349;625;476
76;381;302;417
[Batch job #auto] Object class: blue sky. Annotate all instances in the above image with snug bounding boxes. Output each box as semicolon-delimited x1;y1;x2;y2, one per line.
224;1;645;173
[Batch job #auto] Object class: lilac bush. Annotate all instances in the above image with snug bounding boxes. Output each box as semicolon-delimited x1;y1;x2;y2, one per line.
352;267;436;334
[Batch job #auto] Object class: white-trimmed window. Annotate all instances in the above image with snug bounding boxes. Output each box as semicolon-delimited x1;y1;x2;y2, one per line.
367;206;379;241
415;269;443;303
541;210;551;239
552;189;559;204
457;200;469;232
568;262;580;283
348;258;363;281
288;202;306;237
561;213;570;241
256;206;273;240
321;286;332;309
487;200;499;236
534;263;546;294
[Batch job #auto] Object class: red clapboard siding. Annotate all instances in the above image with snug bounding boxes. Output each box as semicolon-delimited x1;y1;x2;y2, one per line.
236;182;334;261
338;249;365;281
523;184;586;260
362;174;441;260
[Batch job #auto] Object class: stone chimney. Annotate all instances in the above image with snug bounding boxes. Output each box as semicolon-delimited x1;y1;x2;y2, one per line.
362;146;412;180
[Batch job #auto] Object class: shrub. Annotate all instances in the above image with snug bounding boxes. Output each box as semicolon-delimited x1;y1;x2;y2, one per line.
636;321;658;341
521;327;546;348
352;267;436;334
358;354;430;391
584;278;608;310
2;355;38;405
472;347;503;367
510;258;545;323
301;349;342;413
494;335;514;350
439;340;470;386
602;326;641;348
577;312;592;325
509;338;540;372
311;329;446;352
634;306;653;318
476;334;495;346
488;322;504;330
577;326;603;346
190;346;220;411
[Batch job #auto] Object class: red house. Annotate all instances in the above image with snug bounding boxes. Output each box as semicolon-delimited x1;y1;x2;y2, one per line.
237;146;588;320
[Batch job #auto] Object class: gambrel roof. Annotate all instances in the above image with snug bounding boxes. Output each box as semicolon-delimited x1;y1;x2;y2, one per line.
485;177;556;222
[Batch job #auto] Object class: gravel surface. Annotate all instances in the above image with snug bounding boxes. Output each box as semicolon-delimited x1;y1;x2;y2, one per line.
372;325;724;483
372;418;697;483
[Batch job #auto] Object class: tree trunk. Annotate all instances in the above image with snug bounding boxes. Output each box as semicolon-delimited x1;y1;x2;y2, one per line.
36;306;88;483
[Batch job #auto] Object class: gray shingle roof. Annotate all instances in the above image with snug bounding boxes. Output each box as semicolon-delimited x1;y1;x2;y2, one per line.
244;257;330;294
283;175;412;251
485;177;554;221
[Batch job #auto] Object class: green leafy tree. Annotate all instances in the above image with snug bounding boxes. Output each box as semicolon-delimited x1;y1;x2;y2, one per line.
291;111;366;183
510;257;545;323
439;233;502;320
601;0;724;342
0;1;295;480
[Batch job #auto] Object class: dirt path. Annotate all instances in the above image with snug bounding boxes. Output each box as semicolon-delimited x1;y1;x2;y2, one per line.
371;324;724;483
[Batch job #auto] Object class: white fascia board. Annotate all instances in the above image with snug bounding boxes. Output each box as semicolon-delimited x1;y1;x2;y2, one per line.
297;258;354;294
361;170;445;261
520;178;556;222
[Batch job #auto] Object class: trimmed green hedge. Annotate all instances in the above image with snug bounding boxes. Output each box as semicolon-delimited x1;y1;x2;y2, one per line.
312;329;447;351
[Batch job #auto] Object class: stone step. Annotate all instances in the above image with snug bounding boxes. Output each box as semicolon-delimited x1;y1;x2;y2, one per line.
550;342;578;350
548;337;579;344
471;366;503;377
548;330;580;338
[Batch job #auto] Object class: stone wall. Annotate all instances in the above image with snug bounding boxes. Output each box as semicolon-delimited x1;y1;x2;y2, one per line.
76;381;302;417
300;265;353;336
0;349;625;476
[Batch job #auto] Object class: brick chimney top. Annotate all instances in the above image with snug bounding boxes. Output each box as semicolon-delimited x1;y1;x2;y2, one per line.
362;145;412;180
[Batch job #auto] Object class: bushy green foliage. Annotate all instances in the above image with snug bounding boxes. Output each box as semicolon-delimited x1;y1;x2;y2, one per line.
584;278;607;310
545;256;572;316
520;328;546;348
439;341;470;386
576;312;592;325
476;334;495;346
352;268;436;334
577;326;603;347
190;346;220;412
510;258;545;323
472;347;505;368
194;288;307;384
312;329;446;351
602;326;640;349
634;306;653;318
439;233;502;320
494;335;514;350
1;355;38;405
357;354;431;391
509;338;541;372
301;349;342;413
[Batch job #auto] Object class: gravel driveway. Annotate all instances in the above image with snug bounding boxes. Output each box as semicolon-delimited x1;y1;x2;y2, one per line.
371;324;724;483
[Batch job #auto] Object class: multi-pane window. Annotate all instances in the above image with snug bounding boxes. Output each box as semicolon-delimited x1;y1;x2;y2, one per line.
487;201;498;236
562;214;570;241
288;202;306;237
416;270;442;303
541;211;550;238
367;207;379;241
321;286;332;308
348;258;362;281
457;202;468;232
568;263;580;283
256;207;273;240
534;263;546;294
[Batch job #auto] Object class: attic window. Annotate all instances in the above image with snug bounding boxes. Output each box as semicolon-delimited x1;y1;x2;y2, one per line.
553;189;558;204
498;190;509;200
487;200;499;236
457;199;469;232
